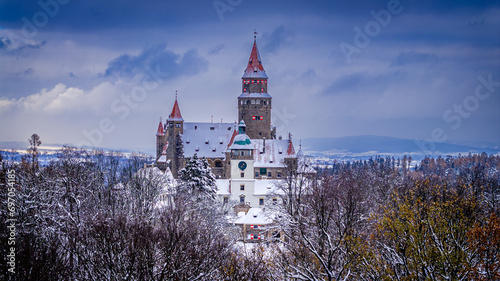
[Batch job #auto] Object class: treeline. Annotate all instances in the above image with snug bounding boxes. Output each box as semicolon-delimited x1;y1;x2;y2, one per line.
275;153;499;280
1;146;499;280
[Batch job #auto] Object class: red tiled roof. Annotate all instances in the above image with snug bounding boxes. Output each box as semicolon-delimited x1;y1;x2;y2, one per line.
227;129;238;149
168;98;183;121
156;119;164;136
287;138;295;156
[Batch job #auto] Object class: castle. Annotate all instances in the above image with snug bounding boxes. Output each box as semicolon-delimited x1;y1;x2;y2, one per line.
155;35;310;207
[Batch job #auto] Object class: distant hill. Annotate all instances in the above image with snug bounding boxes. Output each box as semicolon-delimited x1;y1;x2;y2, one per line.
301;135;500;161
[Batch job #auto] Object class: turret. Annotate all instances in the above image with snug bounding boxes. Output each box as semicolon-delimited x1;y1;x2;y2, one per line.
238;33;273;140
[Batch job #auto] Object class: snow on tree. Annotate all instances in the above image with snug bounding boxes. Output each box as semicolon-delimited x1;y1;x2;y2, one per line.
178;154;217;200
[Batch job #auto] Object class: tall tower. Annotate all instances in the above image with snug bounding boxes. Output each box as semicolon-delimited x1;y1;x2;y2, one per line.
165;95;184;176
238;34;273;140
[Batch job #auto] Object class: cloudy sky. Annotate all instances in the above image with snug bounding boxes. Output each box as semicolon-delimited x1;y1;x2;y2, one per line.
1;0;499;152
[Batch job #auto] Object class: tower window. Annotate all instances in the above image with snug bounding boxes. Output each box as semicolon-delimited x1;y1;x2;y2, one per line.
240;196;245;203
259;198;264;206
240;184;245;191
241;172;244;178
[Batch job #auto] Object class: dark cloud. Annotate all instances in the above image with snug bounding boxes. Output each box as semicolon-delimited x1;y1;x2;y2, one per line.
103;43;208;79
261;26;293;54
0;36;45;55
323;72;371;96
391;51;439;66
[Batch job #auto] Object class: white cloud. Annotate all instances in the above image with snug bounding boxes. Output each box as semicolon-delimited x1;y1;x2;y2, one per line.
0;98;16;113
16;82;122;114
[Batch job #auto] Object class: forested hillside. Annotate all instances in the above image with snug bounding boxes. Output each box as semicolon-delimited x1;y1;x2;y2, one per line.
1;145;498;280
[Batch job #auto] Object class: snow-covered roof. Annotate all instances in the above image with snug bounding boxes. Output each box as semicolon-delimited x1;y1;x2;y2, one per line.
183;122;236;158
228;133;253;150
253;138;295;168
234;208;273;225
238;92;272;99
216;179;230;195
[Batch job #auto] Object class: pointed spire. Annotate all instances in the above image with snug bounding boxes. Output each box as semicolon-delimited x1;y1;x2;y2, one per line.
156;117;164;136
243;32;267;79
287;133;295;156
167;93;183;121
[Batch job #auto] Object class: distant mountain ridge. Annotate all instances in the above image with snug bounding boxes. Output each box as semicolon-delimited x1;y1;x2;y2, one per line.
1;136;499;162
301;135;500;161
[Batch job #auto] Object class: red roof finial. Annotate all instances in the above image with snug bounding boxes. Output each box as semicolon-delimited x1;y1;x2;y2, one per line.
287;133;295;156
168;93;183;121
156;117;164;136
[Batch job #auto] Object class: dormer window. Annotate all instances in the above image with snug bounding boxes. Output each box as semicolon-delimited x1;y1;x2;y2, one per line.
186;139;190;144
205;139;209;144
212;147;216;152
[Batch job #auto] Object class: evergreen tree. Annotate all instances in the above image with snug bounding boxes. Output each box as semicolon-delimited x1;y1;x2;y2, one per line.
178;154;217;199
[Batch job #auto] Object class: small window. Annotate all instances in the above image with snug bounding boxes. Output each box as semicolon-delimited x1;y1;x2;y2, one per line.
241;172;244;178
210;127;215;130
260;168;267;175
195;126;197;130
255;172;259;178
268;172;272;177
175;123;181;128
228;127;231;130
223;196;228;204
240;196;245;203
272;198;278;205
215;161;222;168
240;184;245;191
277;172;281;178
259;198;264;206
